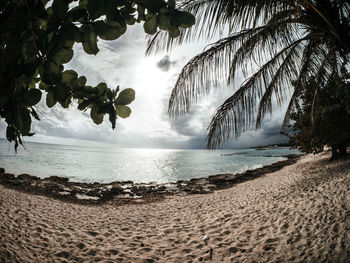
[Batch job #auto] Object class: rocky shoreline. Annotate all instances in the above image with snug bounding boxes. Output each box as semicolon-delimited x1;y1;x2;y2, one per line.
0;154;300;206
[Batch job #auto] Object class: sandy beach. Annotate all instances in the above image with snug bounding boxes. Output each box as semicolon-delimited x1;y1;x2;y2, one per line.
1;151;350;262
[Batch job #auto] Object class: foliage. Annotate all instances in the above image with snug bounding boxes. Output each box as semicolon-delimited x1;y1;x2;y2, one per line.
0;0;195;150
147;0;350;149
287;67;350;160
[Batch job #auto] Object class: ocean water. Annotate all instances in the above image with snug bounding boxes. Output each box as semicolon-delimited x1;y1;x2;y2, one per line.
0;140;300;184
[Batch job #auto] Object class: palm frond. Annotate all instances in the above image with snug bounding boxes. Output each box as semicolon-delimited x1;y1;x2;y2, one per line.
255;42;303;129
228;19;301;82
206;38;308;149
168;27;265;117
146;0;294;55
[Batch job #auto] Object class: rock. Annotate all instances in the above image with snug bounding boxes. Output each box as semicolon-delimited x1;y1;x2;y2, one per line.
0;168;5;173
0;173;16;185
17;174;38;181
0;173;15;180
47;176;69;183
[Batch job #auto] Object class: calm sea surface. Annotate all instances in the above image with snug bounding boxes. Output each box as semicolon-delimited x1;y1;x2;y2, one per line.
0;140;300;183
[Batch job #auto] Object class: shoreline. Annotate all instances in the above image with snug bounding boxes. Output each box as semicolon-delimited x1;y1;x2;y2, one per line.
0;154;300;206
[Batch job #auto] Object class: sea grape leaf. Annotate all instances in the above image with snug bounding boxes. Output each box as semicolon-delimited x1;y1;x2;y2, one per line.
67;6;88;23
116;105;131;118
39;81;48;91
60;24;79;48
78;100;90;110
169;27;180;38
52;0;68;20
60;96;72;108
158;13;171;30
93;21;125;41
46;90;57;108
53;84;70;102
52;47;74;64
82;27;99;55
43;60;60;76
72;76;87;90
18;106;32;135
22;89;42;106
143;15;158;34
96;83;108;96
90;105;104;124
140;0;166;13
115;88;135;105
178;11;195;28
6;126;16;142
62;70;78;85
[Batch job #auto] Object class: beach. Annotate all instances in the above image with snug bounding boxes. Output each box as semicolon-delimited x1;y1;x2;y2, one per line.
0;151;350;262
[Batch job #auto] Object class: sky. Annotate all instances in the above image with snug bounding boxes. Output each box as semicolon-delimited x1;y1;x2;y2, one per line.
0;24;289;149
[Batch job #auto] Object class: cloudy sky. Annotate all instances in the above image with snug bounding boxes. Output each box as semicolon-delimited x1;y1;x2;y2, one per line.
0;24;288;149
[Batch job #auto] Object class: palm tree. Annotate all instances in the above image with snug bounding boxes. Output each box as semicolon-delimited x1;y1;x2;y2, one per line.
147;0;350;149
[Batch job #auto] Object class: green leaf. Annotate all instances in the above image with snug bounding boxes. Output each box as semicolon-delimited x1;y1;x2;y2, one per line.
90;105;104;124
60;96;71;108
62;70;78;85
52;47;74;65
18;106;32;136
158;13;171;30
6;126;16;142
43;60;60;76
67;6;88;23
72;76;87;90
115;88;135;105
116;105;131;118
140;0;166;13
178;11;195;28
61;24;79;48
169;27;180;38
93;21;125;40
52;0;68;20
78;100;90;110
143;15;158;34
53;84;70;102
87;0;104;20
96;83;108;96
22;89;42;106
82;27;99;55
83;85;97;94
46;90;57;108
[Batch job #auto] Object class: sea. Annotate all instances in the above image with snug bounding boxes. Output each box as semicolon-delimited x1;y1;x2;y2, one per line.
0;139;300;184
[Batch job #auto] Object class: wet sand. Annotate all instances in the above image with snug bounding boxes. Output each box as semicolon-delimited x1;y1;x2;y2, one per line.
1;151;350;262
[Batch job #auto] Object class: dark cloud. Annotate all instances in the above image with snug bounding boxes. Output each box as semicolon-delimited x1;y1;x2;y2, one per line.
156;55;177;72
